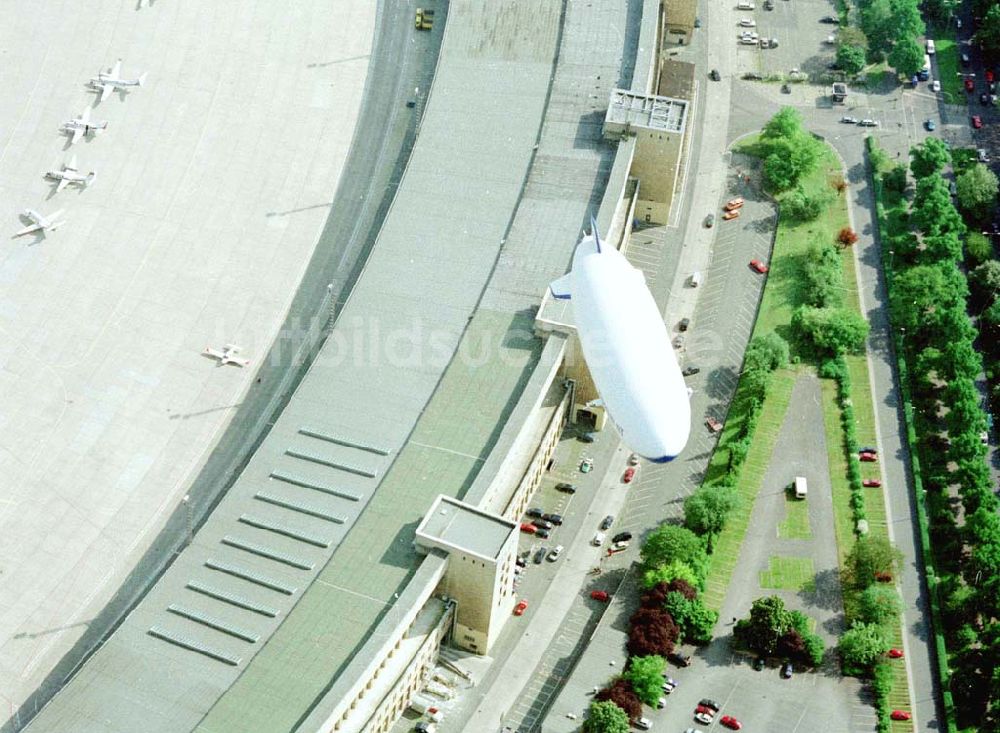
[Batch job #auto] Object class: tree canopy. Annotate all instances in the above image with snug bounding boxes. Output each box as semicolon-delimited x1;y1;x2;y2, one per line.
734;596;792;655
640;525;708;581
585;701;630;733
956;163;999;219
975;4;1000;55
759;108;823;191
792;306;870;354
837;44;867;74
624;656;666;706
910;138;951;179
888;36;925;75
839;621;889;672
845;535;903;589
683;485;739;536
857;585;904;626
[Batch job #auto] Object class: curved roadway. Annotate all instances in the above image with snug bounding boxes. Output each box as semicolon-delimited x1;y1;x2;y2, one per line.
0;0;375;726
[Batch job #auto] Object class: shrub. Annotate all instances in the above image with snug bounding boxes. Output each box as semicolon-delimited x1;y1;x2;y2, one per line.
838;227;859;246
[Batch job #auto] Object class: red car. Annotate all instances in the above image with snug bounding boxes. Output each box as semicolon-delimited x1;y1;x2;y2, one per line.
590;590;610;602
988;69;995;83
749;259;769;273
706;416;723;433
891;710;912;721
720;715;743;730
725;197;745;210
723;209;742;221
513;600;528;616
972;115;984;129
520;522;537;534
888;648;905;659
622;467;636;483
966;77;976;92
859;451;878;462
862;478;882;488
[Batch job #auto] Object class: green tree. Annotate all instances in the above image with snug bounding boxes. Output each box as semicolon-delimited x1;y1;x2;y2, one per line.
861;0;895;55
857;585;904;626
882;163;907;193
734;596;792;655
640;525;708;580
975;4;1000;56
584;701;630;733
923;0;958;25
941;339;984;382
839;621;889;672
764;151;797;191
966;231;994;267
956;163;999;219
624;655;667;706
802;241;844;308
890;263;968;336
640;559;701;590
910;138;951;179
845;535;903;589
922;233;963;263
762;106;805;140
971;260;1000;302
838;26;869;52
745;333;790;372
792;306;870;354
837;44;867;74
888;36;925;76
684;485;739;536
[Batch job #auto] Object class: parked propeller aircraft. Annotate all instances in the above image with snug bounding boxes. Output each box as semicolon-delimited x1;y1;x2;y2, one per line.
89;60;147;102
14;209;66;237
63;107;107;145
203;344;250;367
45;155;96;192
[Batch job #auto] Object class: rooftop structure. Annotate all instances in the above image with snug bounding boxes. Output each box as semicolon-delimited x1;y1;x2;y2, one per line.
416;496;516;561
604;88;688;138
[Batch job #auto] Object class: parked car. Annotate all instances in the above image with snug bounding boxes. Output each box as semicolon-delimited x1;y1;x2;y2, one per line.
819;14;839;22
725;197;745;210
592;532;606;546
520;522;538;534
753;656;765;670
931;80;941;92
972;115;983;128
749;259;769;273
781;662;794;678
590;590;610;602
720;715;743;730
556;482;577;493
628;452;641;465
526;507;544;518
710;68;721;81
678;317;691;332
657;697;667;708
859;446;877;453
673;334;685;348
863;478;882;487
580;457;594;473
612;531;633;543
891;710;912;721
542;513;563;525
669;651;693;667
738;17;756;26
535;528;550;539
763;0;774;8
623;467;636;483
662;675;677;688
699;699;721;712
514;599;529;615
860;451;878;462
578;432;596;443
612;540;630;551
988;69;995;83
635;718;653;731
723;209;741;221
547;545;563;561
925;119;936;131
704;213;715;228
981;92;990;105
515;556;526;568
682;365;700;376
840;116;859;123
533;547;547;564
888;648;905;658
706;416;723;433
965;77;975;91
533;519;553;530
859;118;879;126
600;515;615;530
694;711;714;725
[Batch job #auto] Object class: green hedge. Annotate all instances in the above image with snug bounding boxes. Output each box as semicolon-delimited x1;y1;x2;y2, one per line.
866;136;957;732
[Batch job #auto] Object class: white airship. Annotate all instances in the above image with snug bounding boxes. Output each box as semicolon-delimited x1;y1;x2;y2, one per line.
549;219;690;462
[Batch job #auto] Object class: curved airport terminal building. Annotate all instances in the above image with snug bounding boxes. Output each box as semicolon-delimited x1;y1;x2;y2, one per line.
0;1;692;732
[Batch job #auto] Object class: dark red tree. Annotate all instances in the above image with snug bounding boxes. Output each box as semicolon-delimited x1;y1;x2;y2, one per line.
628;608;680;657
777;628;806;661
640;582;670;609
667;577;698;600
595;679;643;721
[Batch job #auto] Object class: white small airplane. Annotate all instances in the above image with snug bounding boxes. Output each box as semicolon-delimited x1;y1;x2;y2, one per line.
203;344;250;367
45;155;96;192
89;60;147;102
15;209;66;237
63;107;108;145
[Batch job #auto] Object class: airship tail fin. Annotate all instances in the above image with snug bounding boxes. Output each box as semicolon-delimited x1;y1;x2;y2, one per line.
590;215;603;252
549;272;572;300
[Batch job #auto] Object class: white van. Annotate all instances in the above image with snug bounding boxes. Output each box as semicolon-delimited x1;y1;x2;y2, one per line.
737;0;755;9
592;531;606;546
690;271;703;287
926;39;936;55
794;476;808;499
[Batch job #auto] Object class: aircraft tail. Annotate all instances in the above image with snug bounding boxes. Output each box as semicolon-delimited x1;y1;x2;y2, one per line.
137;72;148;87
590;215;603;253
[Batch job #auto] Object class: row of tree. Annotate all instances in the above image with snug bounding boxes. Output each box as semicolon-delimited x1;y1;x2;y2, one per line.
872;138;1000;729
847;0;927;76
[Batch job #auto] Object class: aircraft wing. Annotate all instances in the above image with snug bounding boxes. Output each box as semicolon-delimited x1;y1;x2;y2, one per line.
80;106;91;124
99;83;115;103
15;223;42;237
56;177;70;193
67;155;78;172
70;127;83;145
109;59;122;78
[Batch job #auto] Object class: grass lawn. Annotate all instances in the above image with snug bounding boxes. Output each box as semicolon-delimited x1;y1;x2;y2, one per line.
703;369;797;611
778;492;812;539
934;38;964;101
759;556;816;592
